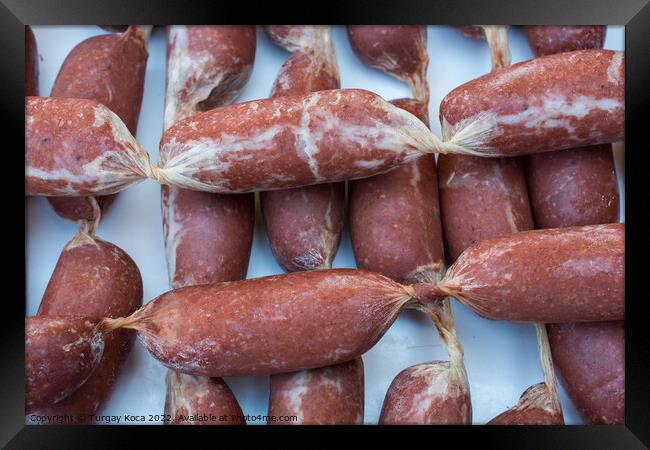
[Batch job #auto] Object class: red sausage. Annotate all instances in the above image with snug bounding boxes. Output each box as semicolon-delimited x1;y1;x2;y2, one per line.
25;26;38;96
270;50;339;98
101;269;439;377
157;89;439;193
268;358;365;425
35;231;143;423
164;372;246;425
439;50;624;155
547;321;624;424
350;98;445;284
379;361;471;424
347;26;429;100
25;96;151;197
524;26;606;57
47;26;150;222
162;187;254;287
164;25;256;129
262;26;344;272
438;154;533;262
25;316;104;414
526;145;619;229
487;382;564;425
162;25;256;424
438;223;624;323
379;298;472;424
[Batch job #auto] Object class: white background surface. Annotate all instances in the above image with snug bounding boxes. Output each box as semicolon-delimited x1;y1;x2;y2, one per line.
26;25;625;425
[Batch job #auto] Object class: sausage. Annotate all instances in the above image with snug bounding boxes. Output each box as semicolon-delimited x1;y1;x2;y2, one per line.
346;26;429;100
164;25;256;130
439;49;624;156
524;26;606;57
379;297;471;424
35;231;143;423
101;269;440;377
547;321;624;424
438;223;624;323
25;26;38;96
164;372;246;425
350;98;445;284
47;26;150;222
269;49;339;98
157;88;440;194
25;316;104;414
25;96;152;197
162;25;256;425
487;382;564;425
261;26;344;272
526;146;619;230
379;361;471;424
262;182;344;271
268;358;365;425
162;25;256;289
438;154;533;262
162;188;254;287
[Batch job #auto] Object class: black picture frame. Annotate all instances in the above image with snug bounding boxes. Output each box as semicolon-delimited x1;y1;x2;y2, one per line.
5;0;649;447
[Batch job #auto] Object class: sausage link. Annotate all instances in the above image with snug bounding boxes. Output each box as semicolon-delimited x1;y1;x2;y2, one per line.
164;26;256;130
35;231;143;423
262;26;345;272
547;321;624;424
101;269;438;377
158;88;440;193
25;26;38;96
524;26;606;57
25;96;152;197
347;26;429;101
164;372;246;425
526;144;619;228
268;358;364;425
350;98;445;284
162;25;256;424
487;382;564;425
379;300;471;424
25;316;104;414
439;49;624;155
47;26;150;222
438;154;533;262
379;361;471;424
439;223;624;323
